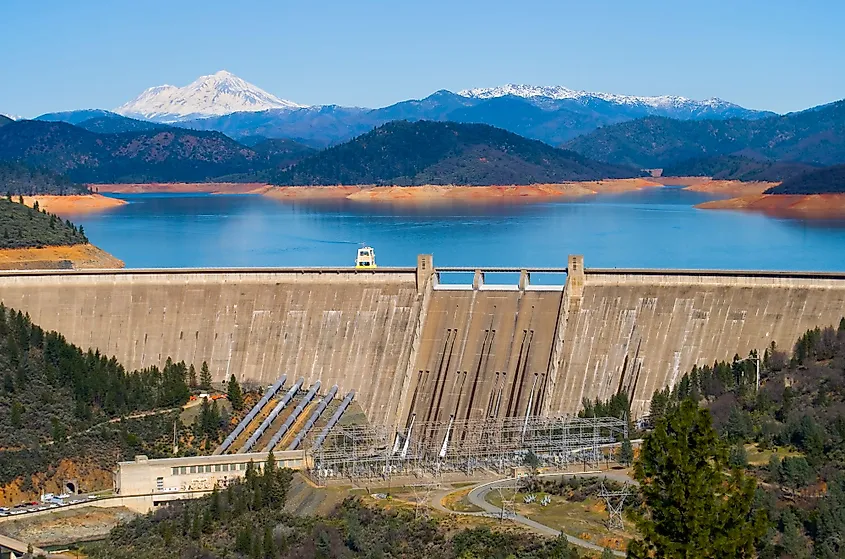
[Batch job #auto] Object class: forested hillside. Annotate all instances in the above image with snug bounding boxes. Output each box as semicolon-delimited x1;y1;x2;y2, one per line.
0;120;264;183
0;197;88;249
0;161;88;195
564;100;845;168
662;155;816;182
76;114;169;134
274;120;638;186
0;305;198;488
648;318;845;556
765;164;845;194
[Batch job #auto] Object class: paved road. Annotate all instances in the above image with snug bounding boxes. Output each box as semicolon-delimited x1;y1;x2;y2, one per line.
434;471;635;558
0;532;53;557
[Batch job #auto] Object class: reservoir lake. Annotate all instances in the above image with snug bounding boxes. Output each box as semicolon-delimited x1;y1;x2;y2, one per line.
74;187;845;271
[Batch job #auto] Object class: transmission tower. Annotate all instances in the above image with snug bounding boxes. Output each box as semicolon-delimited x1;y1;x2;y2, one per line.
495;479;518;522
410;482;440;520
598;482;631;531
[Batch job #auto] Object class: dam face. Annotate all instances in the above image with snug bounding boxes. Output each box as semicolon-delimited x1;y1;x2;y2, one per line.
2;257;845;427
0;269;421;426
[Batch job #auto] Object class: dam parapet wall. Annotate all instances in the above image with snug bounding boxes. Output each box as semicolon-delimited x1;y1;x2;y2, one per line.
2;259;844;427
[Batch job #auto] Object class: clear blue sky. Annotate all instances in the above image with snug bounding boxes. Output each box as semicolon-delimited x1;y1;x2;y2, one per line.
1;0;843;117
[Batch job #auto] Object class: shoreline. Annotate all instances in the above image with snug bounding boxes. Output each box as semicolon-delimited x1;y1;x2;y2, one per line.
92;183;271;195
264;178;664;203
22;194;127;216
21;179;844;221
696;193;845;219
0;244;125;270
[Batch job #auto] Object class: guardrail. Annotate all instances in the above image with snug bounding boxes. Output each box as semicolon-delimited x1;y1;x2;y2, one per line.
0;266;418;277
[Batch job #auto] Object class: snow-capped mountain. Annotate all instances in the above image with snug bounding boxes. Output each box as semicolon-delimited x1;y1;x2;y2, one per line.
1;113;23;121
458;84;744;113
116;70;305;122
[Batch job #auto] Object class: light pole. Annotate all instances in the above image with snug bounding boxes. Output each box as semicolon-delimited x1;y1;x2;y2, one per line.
744;353;761;392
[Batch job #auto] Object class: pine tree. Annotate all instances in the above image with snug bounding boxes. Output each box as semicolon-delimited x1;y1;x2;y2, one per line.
617;439;634;466
628;399;766;558
779;509;811;559
649;387;670;421
263;525;276;558
188;364;197;388
227;374;244;411
815;475;845;557
10;401;22;428
199;361;213;390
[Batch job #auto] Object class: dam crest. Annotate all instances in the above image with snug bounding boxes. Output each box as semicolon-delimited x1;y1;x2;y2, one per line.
2;256;845;430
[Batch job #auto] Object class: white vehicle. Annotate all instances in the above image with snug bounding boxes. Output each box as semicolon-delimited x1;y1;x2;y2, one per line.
355;246;377;269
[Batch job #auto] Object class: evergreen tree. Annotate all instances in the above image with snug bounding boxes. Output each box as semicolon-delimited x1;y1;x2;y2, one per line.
235;526;252;554
728;444;748;469
780;456;814;495
263;525;276;558
199;361;212;390
10;400;22;428
618;439;634;466
601;548;615;559
188;364;197;388
815;475;845;558
649;388;670;421
779;509;811;559
227;374;244;411
627;399;766;558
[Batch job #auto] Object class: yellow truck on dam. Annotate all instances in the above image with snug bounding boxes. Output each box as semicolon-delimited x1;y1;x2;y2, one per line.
1;255;844;431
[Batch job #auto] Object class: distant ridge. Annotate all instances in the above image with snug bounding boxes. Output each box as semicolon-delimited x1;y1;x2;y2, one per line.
766;164;845;195
0;120;262;183
457;83;771;120
89;72;776;146
564;100;845;168
273;120;638;186
662;155;818;183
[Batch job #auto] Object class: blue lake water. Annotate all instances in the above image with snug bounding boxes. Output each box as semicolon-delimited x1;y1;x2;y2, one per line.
72;188;845;271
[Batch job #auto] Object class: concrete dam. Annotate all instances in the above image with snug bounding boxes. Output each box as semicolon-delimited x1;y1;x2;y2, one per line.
2;256;845;429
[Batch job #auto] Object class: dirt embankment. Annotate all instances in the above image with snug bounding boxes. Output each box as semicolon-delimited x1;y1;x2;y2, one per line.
92;182;271;194
656;177;845;219
0;507;137;547
21;194;126;216
264;178;662;203
0;244;124;270
681;180;777;197
0;459;114;508
697;193;845;219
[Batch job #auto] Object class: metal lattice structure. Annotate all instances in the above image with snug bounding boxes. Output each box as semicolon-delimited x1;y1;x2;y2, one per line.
599;482;631;531
409;482;441;520
307;414;627;482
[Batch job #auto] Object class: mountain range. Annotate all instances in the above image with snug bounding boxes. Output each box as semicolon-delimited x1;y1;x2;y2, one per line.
21;71;775;148
2;71;844;190
564;100;845;169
